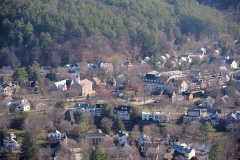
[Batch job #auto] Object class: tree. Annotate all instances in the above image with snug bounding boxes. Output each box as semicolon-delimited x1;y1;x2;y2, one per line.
209;141;225;160
45;72;58;81
130;105;141;122
89;145;106;160
74;111;89;133
131;125;141;142
12;67;28;81
54;101;65;109
143;125;151;137
20;131;39;160
199;122;215;141
27;61;40;81
112;119;125;131
101;117;113;135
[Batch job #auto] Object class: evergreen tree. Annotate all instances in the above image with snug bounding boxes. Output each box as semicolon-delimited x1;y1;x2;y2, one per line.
89;145;106;160
113;119;125;131
20;131;39;160
12;67;28;81
199;122;215;141
54;101;65;109
74;111;89;133
45;72;58;81
209;141;224;160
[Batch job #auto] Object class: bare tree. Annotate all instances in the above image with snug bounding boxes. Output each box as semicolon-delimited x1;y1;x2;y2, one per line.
186;120;202;138
143;125;151;137
131;125;141;142
149;124;160;139
39;146;51;160
56;120;72;133
0;113;10;130
101;117;113;134
47;108;65;127
23;113;54;137
88;116;96;131
166;124;183;138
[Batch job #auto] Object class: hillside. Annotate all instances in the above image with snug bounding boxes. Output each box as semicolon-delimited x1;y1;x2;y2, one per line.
0;0;239;68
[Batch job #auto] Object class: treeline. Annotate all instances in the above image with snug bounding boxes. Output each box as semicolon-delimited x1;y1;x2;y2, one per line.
0;0;239;67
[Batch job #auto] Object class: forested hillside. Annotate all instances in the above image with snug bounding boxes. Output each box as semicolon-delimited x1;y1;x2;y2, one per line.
0;0;239;68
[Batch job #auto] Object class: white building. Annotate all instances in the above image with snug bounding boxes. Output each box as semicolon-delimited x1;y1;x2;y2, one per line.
3;133;18;149
202;96;215;108
142;111;170;123
114;106;131;120
17;98;30;112
137;133;152;146
172;142;196;159
113;131;129;145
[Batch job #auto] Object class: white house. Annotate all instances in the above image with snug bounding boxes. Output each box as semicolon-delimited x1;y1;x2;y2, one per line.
202;96;215;108
225;59;238;69
114;106;131;120
142;111;170;123
225;111;240;131
1;85;12;96
17;98;30;112
3;133;18;149
74;103;104;117
161;134;173;145
48;130;67;144
203;110;221;126
172;142;196;159
137;133;152;146
113;131;129;145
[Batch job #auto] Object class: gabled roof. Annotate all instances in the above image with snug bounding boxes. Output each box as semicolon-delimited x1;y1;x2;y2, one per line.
115;131;128;138
186;109;201;117
86;132;106;138
114;105;131;111
225;59;235;65
143;142;159;149
173;143;194;153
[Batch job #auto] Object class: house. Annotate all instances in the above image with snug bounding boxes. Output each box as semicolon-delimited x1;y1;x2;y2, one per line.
225;59;238;69
142;111;170;123
167;79;188;93
172;142;196;159
141;142;159;157
79;79;93;96
161;134;173;145
177;55;192;65
202;96;215;108
85;132;107;145
182;92;193;101
202;109;221;126
114;105;131;120
94;104;104;117
17;98;30;112
74;103;90;112
189;48;206;59
48;130;67;144
137;133;152;145
1;85;12;96
3;133;18;150
113;131;129;145
184;109;202;122
52;79;74;91
225;111;240;131
1;96;13;106
144;70;160;83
